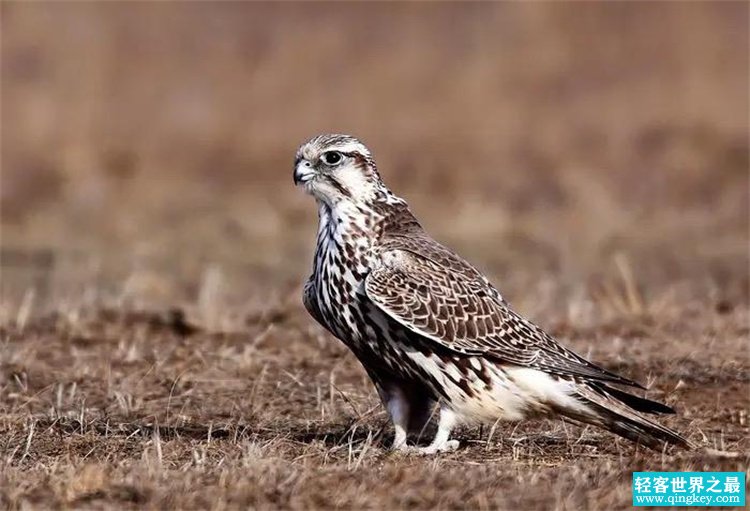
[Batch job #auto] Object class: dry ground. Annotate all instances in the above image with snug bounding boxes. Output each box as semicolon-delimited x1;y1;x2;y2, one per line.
1;2;749;510
0;297;748;509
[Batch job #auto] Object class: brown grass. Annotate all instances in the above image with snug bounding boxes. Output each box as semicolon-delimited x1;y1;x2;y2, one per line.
1;2;748;509
1;304;747;509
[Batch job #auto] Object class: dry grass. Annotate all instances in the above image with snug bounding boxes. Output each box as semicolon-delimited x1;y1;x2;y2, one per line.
1;2;748;510
0;304;747;509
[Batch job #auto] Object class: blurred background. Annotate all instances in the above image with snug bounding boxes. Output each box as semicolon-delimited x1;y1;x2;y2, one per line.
1;2;748;326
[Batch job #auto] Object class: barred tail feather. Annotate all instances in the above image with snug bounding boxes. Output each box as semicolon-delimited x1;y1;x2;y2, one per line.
583;399;692;450
562;385;694;450
589;382;677;415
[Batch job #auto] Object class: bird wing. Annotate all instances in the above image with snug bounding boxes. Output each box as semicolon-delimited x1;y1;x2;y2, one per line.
364;236;643;388
303;278;326;327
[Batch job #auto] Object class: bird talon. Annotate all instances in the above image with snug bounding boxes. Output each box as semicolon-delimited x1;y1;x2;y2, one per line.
414;439;460;455
391;444;417;454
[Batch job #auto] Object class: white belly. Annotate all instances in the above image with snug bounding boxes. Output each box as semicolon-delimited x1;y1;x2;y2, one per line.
404;352;587;423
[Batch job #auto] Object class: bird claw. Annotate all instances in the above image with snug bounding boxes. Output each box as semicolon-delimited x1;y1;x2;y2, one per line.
393;439;459;455
390;440;408;452
418;439;460;455
391;443;413;453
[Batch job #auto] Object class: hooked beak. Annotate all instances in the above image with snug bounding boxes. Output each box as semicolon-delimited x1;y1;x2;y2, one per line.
294;160;316;185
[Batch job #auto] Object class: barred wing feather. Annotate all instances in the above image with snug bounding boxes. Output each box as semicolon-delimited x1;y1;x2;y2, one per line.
364;242;643;389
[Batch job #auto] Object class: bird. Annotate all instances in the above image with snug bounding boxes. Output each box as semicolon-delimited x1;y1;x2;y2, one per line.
294;133;692;454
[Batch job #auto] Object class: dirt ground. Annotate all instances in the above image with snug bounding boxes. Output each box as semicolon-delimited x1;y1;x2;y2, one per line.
0;298;747;509
1;2;748;510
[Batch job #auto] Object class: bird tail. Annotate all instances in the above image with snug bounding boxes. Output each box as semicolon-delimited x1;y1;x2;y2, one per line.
561;383;694;450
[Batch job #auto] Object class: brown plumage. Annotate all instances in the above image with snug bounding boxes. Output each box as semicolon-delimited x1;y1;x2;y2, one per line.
294;133;692;454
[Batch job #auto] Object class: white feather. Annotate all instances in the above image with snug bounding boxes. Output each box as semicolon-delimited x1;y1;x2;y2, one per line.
505;367;588;414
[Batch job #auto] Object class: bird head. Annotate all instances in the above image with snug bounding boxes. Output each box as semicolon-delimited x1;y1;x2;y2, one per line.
294;134;384;206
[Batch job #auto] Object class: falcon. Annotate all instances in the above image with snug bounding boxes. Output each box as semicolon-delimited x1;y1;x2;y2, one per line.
294;133;691;454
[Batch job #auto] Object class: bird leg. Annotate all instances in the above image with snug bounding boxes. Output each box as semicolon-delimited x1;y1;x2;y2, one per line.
380;386;410;450
415;406;459;455
374;378;445;453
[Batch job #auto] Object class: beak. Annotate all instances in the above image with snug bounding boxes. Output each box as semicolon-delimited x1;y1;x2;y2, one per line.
294;160;316;185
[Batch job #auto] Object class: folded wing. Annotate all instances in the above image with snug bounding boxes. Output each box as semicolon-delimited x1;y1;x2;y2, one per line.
364;236;643;389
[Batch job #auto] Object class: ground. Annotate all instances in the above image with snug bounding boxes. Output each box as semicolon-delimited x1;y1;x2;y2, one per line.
1;2;748;509
0;293;747;509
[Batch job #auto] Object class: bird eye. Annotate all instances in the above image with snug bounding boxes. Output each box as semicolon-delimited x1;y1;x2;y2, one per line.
321;151;343;166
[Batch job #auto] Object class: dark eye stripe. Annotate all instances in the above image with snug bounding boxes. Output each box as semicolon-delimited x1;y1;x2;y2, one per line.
327;176;351;197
